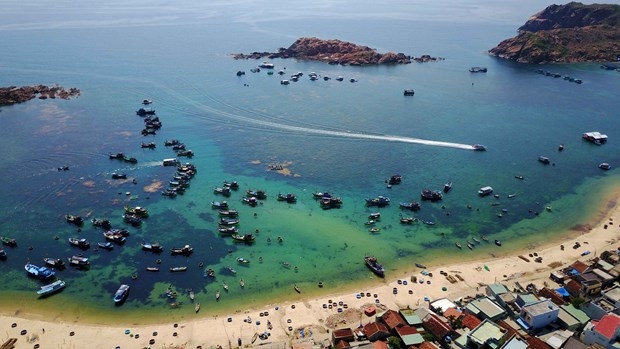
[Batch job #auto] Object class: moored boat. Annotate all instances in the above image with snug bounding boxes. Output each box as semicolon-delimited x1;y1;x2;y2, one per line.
219;217;240;226
37;279;66;296
582;131;608;145
214;186;232;197
65;214;84;226
212;201;229;209
111;172;127;179
403;89;415;96
91;218;111;229
399;201;421;211
364;256;385;277
218;209;239;217
68;255;90;268
68;237;90;249
478;186;494;196
218;226;239;235
365;196;390;207
538;156;551;164
495;240;502;246
443;181;452;193
455;242;462;249
231;234;256;243
103;231;126;244
113;284;130;303
171;245;193;255
400;217;417;224
599;162;612;170
277;193;297;203
469;67;487;73
246;189;267;200
226;265;237;274
170;266;188;272
236;257;250;264
141;141;156;149
1;237;17;247
421;189;442;201
141;242;163;252
25;263;55;280
415;263;427;269
98;242;114;250
145;267;160;272
44;257;65;268
124;206;149;217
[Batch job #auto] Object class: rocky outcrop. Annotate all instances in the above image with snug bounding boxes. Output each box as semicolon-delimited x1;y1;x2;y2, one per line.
233;37;442;65
0;85;80;107
489;2;620;63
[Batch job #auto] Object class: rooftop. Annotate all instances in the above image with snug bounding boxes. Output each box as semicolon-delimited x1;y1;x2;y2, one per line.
522;299;559;316
469;319;505;347
594;313;620;339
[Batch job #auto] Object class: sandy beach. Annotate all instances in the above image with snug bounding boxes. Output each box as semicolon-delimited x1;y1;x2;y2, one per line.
2;193;619;349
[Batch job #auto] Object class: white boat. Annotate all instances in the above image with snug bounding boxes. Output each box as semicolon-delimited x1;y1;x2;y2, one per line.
113;284;130;303
599;162;611;170
478;186;494;196
37;280;66;296
582;131;608;145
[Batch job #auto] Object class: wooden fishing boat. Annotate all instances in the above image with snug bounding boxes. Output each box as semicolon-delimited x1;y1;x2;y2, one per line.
195;302;201;313
170;266;188;272
294;284;301;293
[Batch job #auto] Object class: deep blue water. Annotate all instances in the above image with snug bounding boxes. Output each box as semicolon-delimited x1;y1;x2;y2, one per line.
1;0;620;318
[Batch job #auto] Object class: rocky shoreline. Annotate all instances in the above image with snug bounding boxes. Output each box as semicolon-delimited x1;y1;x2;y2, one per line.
0;85;81;107
233;37;443;65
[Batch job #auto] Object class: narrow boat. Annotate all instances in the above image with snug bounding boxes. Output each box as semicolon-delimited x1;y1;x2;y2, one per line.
113;284;130;303
68;237;90;249
43;257;65;268
37;279;66;296
294;284;301;293
240;278;245;288
226;266;237;275
236;257;250;264
218;209;239;217
195;302;201;313
170;266;188;272
455;242;462;249
422;220;435;225
415;263;427;269
216;290;220;301
507;193;517;198
399;202;421;211
145;267;160;272
364;256;385;277
98;242;114;250
495;240;502;246
472;237;480;244
218;226;238;235
443;181;452;193
25;263;55;280
219;218;240;226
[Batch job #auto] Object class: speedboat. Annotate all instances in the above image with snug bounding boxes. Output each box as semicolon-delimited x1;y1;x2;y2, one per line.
403;89;415;96
443;181;452;193
113;284;130;303
469;67;487;73
472;144;487;151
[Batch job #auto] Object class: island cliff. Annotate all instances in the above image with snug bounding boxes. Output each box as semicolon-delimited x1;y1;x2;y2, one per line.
233;37;442;65
489;2;620;63
0;85;80;107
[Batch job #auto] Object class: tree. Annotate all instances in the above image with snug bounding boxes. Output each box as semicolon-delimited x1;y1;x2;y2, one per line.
387;336;403;349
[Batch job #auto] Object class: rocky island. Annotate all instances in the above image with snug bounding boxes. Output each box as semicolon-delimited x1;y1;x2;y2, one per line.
0;85;80;107
233;37;442;65
489;2;620;64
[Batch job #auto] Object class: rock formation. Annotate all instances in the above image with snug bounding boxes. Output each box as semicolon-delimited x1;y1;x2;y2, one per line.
233;37;442;65
489;2;620;63
0;85;80;107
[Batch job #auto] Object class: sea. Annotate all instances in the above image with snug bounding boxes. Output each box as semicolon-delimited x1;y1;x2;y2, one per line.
1;0;620;323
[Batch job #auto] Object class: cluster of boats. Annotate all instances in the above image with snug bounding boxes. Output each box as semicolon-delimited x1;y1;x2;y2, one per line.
161;161;197;198
108;152;138;164
313;192;343;210
536;69;582;84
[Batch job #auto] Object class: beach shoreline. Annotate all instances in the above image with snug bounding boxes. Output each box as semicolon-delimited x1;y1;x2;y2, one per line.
2;185;619;348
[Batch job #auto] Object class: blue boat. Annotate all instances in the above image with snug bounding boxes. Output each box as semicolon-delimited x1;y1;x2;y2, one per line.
113;284;130;303
25;263;55;280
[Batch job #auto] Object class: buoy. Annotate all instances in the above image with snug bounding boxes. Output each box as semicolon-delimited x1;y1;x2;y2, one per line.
131;274;138;280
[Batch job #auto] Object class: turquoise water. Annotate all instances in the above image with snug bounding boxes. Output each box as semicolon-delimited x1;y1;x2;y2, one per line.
1;0;620;319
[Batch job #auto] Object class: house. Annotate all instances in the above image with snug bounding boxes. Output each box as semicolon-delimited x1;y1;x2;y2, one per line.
462;319;507;349
576;272;602;296
569;260;592;275
461;314;482;330
537;288;567;306
363;322;390;341
592;268;615;287
499;335;529;349
394;325;424;347
422;313;452;341
486;283;510;299
378;309;406;332
443;307;462;322
580;297;618;321
332;328;355;344
518;299;560;331
430;298;458;313
556;307;584;331
564;279;584;298
602;285;620;308
400;308;424;332
581;313;620;348
465;296;507;322
515;294;539;309
562;336;589;349
538;329;573;349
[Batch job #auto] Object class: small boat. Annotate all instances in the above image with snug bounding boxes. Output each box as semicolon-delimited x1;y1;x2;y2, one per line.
98;242;114;250
205;268;215;278
599;162;612;170
44;257;65;268
365;220;376;225
368;227;380;233
443;181;452;193
365;196;390;207
243;197;258;206
103;231;126;244
211;201;229;209
226;266;237;274
37;279;66;296
246;189;267;200
455;242;462;249
25;263;55;280
364;256;385;277
142;99;152;105
170;266;188;272
188;289;195;301
113;284;130;303
403;89;415;96
122;214;142;226
582;131;608;145
214;186;232;197
558;144;564;151
240;278;245;288
538;156;551;164
472;144;487;151
91;218;111;229
368;212;381;220
218;209;239;217
195;302;201;313
122;155;138;163
507;193;517;198
231;234;256;243
68;237;90;249
68;255;90;267
515;175;524;180
236;257;250;264
219;217;240;226
223;282;229;291
171;245;193;255
141;242;163;252
141;141;156;149
495;240;502;246
399;202;421;211
312;191;332;199
421;188;443;201
294;284;301;293
0;236;17;247
481;235;489;242
111;172;127;179
223;181;239;190
422;220;435;225
0;249;6;259
124;206;149;217
216;290;220;301
467;242;474;250
400;217;417;224
145;267;160;272
415;263;427;269
218;226;238;235
65;214;84;226
277;193;297;203
469;67;487;73
478;186;493;196
258;61;274;69
136;108;155;116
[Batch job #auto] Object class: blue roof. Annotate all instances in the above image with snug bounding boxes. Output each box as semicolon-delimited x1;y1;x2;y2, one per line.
556;287;570;297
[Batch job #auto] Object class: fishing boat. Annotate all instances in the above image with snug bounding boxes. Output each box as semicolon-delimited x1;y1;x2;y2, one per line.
124;206;149;217
478;186;494;196
211;201;229;209
141;242;163;252
188;289;195;301
365;196;390;207
443;181;452;193
145;267;160;272
91;218;111;229
231;234;256;243
538;156;551;164
223;181;239;190
364;256;385;277
103;231;126;244
68;237;90;249
216;290;220;301
214;186;232;196
400;217;416;224
141;141;156;149
195;302;201;313
399;202;421;211
421;189;442;201
415;263;427;269
219;218;240;226
122;213;142;226
65;214;84;226
495;240;502;246
98;242;114;250
37;280;66;296
472;144;487;151
25;263;55;280
170;266;188;272
218;209;239;217
455;242;462;249
218;226;238;235
68;255;90;268
113;284;130;303
368;227;380;233
294;284;301;293
236;257;250;264
277;193;297;203
0;237;17;247
43;257;65;268
368;212;381;220
226;266;237;275
243;197;258;206
240;278;245;288
170;245;193;255
223;282;229;291
246;189;267;200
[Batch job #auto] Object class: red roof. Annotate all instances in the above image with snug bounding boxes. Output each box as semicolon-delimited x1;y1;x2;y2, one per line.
538;287;567;306
364;321;390;339
395;325;419;336
423;313;452;339
571;260;590;274
461;314;482;330
443;307;462;320
526;336;552;349
595;313;620;339
564;279;582;296
373;340;389;349
335;339;350;349
381;309;406;330
417;341;440;349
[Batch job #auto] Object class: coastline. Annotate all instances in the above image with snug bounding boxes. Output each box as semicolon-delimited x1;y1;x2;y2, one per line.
2;182;619;348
